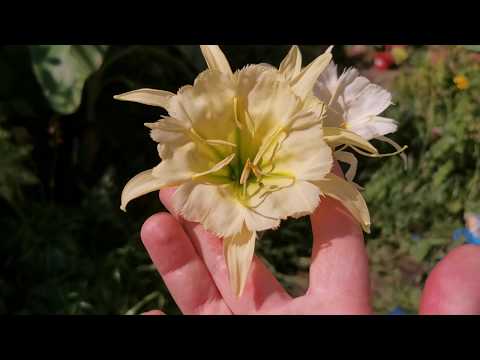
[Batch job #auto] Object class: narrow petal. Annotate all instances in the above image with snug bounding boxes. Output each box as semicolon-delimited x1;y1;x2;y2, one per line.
120;169;168;211
323;127;378;155
313;173;371;233
291;46;333;99
200;45;233;75
334;150;358;182
278;45;302;81
224;227;256;297
113;89;174;109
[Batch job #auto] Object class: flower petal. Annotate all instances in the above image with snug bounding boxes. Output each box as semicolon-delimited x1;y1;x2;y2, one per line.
171;70;237;143
347;115;398;140
313;173;371;233
314;61;338;102
273;123;333;181
172;183;246;238
291;46;333;99
200;45;233;75
145;117;191;158
331;67;360;106
344;79;392;121
120;168;168;211
246;70;301;139
113;89;174;109
278;45;302;81
323;127;378;155
315;64;359;128
153;140;235;185
253;180;321;220
223;227;256;297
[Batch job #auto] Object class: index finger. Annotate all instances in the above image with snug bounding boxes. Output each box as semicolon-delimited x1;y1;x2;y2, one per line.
305;162;372;313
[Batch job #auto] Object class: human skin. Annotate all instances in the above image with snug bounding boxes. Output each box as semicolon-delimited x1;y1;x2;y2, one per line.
139;167;480;315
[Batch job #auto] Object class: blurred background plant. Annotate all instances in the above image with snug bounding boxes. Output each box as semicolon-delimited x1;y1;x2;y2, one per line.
0;45;478;314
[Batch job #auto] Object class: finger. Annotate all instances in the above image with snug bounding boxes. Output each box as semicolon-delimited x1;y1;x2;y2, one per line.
142;310;165;315
159;188;292;314
304;161;371;313
141;212;231;315
419;244;480;315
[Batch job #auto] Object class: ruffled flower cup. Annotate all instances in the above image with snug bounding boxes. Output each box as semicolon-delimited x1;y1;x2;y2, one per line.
116;45;405;296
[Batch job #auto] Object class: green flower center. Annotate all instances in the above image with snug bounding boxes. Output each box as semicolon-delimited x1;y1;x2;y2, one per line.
190;97;296;202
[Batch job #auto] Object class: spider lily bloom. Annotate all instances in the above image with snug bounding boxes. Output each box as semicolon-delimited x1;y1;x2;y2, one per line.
115;45;371;297
314;61;407;183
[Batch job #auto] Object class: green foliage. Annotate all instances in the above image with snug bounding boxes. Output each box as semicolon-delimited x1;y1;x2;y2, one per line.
362;46;480;313
30;45;109;114
0;169;178;314
0;120;37;211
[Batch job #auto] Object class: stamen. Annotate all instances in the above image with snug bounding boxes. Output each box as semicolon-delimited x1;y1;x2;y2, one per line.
240;158;251;185
251;164;266;179
205;139;237;148
233;97;243;129
253;127;284;166
259;173;296;199
244;109;255;136
350;142;408;159
377;135;408;170
189;127;206;143
334;150;358;182
191;153;236;180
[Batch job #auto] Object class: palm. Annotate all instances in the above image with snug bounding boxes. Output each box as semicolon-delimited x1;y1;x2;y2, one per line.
141;187;480;315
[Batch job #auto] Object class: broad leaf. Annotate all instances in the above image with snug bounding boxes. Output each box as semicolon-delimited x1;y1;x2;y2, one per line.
30;45;108;114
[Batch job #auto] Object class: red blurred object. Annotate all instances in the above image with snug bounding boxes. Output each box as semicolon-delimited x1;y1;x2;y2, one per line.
374;51;394;70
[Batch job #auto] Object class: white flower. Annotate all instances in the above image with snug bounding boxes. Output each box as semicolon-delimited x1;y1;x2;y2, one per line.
314;62;398;140
314;62;407;183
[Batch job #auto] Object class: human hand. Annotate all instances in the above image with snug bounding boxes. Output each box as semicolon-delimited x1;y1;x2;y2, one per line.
139;182;480;315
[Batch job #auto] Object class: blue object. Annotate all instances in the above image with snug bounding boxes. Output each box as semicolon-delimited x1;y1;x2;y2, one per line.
452;228;480;245
411;233;421;242
389;307;408;315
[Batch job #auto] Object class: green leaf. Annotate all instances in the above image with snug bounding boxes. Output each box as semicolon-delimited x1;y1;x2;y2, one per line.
29;45;108;114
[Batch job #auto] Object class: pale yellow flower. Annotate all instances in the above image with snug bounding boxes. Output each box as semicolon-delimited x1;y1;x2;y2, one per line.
115;45;373;296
